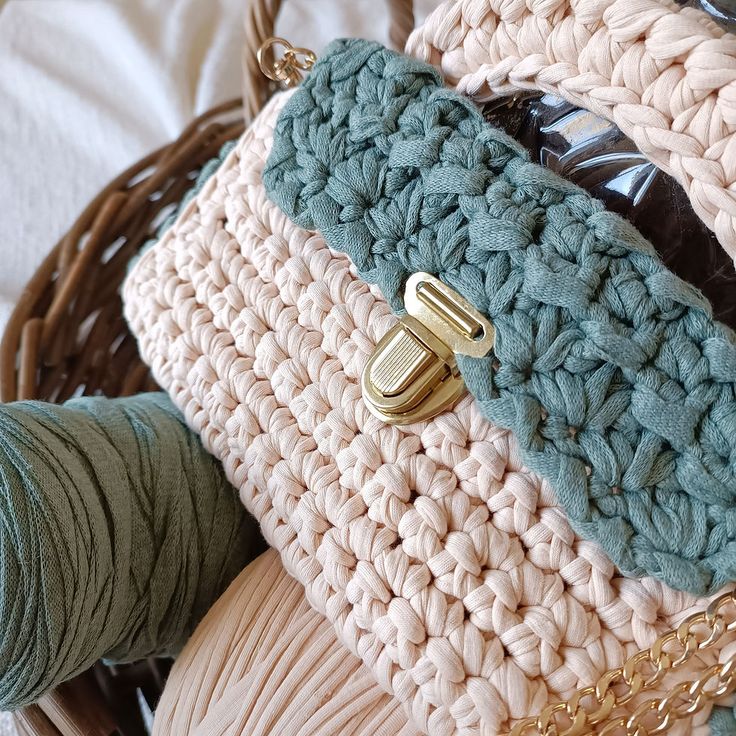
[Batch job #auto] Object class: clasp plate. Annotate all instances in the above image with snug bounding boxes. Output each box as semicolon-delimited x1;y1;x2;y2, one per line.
362;273;494;425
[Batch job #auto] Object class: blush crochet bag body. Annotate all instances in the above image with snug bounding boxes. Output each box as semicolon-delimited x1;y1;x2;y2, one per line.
124;55;736;736
123;1;736;733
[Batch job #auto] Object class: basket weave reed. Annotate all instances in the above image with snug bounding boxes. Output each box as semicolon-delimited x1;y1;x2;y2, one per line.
0;100;245;407
1;0;414;733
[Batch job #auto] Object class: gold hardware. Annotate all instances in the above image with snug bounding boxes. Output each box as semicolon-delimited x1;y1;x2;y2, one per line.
362;272;494;425
257;37;316;88
509;590;736;736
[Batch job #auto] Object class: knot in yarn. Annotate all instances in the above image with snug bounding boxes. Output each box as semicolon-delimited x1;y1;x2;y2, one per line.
264;39;736;596
0;392;260;710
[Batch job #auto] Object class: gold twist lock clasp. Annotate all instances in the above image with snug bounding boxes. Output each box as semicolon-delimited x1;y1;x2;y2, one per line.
257;37;316;88
362;273;495;425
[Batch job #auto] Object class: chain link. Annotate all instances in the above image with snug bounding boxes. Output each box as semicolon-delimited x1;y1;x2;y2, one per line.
257;37;316;88
509;591;736;736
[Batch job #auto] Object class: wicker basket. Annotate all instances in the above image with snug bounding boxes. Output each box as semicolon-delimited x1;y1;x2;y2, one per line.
1;0;414;733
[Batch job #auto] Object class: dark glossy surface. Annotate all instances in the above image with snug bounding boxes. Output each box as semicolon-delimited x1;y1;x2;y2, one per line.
480;0;736;328
482;92;736;328
685;0;736;28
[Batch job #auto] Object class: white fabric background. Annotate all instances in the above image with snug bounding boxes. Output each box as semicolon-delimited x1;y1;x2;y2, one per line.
0;0;436;332
0;0;437;731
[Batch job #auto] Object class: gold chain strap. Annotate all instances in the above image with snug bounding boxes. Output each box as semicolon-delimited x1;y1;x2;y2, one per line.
510;591;736;736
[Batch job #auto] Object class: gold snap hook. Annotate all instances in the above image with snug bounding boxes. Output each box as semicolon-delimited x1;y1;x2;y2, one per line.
362;273;495;425
257;37;316;88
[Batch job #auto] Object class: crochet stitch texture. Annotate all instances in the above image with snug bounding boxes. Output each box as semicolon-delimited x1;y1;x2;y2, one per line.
263;39;736;597
405;0;736;263
124;90;733;736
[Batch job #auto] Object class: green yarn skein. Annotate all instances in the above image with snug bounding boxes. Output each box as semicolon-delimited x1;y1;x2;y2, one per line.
0;392;260;710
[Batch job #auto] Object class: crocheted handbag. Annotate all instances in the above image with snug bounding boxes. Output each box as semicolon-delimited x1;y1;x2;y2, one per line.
124;35;736;735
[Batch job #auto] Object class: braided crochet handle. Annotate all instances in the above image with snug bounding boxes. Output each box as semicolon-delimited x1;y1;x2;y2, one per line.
241;0;416;122
406;0;736;265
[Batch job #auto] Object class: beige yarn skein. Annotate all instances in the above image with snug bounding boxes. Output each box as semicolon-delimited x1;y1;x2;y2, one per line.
153;550;419;736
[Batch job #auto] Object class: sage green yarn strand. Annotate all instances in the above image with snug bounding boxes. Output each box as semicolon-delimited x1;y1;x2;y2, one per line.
709;705;736;735
0;392;261;710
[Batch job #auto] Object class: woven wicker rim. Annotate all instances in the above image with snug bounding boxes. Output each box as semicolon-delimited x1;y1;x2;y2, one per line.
0;0;414;404
3;1;414;733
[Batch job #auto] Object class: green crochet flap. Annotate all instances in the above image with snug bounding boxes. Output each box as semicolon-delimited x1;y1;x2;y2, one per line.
263;39;736;596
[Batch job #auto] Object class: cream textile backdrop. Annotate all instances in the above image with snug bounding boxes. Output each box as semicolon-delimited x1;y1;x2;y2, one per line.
0;1;438;731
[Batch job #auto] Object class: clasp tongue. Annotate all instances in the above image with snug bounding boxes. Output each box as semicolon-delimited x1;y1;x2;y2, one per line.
361;272;495;425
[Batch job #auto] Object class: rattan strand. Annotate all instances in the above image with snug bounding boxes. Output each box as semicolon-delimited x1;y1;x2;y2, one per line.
0;100;244;405
1;1;415;733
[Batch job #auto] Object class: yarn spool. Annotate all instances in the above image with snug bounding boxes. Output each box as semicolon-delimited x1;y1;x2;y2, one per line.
0;392;262;710
153;549;420;736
